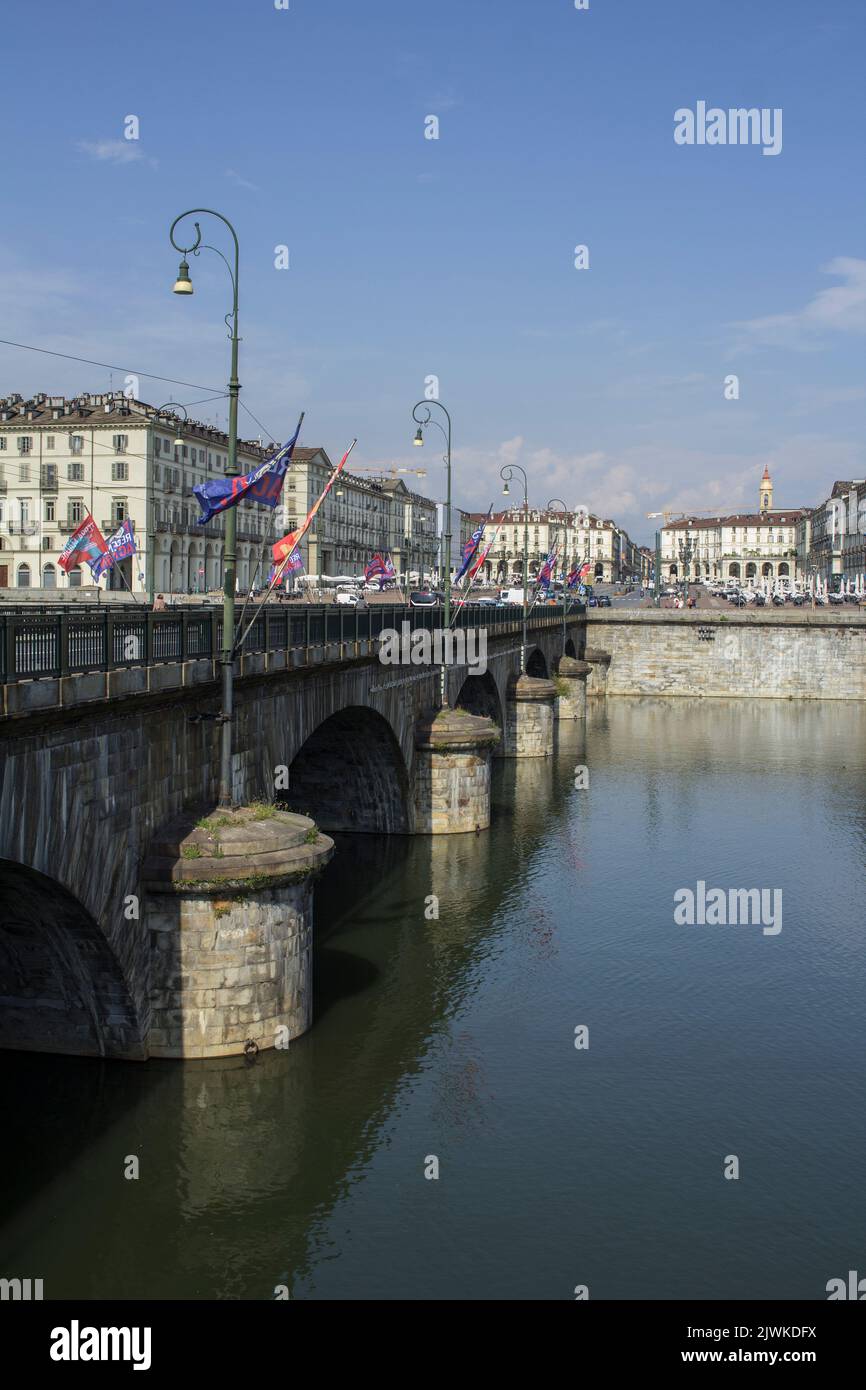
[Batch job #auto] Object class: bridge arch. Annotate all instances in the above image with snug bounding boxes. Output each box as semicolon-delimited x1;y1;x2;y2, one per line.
526;648;549;679
281;706;411;833
0;860;144;1059
455;670;503;727
564;637;577;658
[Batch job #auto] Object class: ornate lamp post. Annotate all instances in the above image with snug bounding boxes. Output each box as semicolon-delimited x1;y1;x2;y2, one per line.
411;401;452;622
412;401;452;704
547;496;568;654
501;463;529;671
169;208;241;808
677;526;694;603
148;403;188;604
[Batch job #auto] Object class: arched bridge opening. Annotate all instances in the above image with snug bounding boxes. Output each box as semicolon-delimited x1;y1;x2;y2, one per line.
455;671;503;728
280;706;410;834
0;861;144;1059
526;648;549;679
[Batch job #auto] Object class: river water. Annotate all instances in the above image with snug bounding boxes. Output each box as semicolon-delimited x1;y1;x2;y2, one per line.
2;698;865;1300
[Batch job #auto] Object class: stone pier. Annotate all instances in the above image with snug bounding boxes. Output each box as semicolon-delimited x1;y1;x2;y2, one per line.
583;647;612;697
412;708;500;833
500;673;556;757
144;806;334;1059
556;657;591;720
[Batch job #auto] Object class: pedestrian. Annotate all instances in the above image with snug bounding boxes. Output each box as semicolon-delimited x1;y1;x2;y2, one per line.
153;593;166;612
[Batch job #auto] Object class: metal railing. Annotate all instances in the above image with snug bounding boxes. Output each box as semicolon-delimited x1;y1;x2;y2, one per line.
0;601;583;685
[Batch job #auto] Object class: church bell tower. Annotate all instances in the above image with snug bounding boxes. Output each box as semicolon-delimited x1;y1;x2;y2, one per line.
759;465;773;514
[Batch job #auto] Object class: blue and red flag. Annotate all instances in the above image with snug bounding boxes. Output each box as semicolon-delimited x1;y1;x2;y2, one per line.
58;514;109;582
364;552;396;589
567;559;592;589
194;413;304;524
93;518;136;579
538;547;557;591
455;506;491;583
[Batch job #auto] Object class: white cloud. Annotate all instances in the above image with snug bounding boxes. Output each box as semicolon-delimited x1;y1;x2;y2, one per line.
77;139;158;169
225;169;260;192
732;257;866;351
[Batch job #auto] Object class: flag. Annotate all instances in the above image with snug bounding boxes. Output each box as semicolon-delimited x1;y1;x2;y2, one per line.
468;535;495;582
273;439;357;566
456;506;491;583
538;547;557;591
93;518;136;579
365;553;396;589
194;414;304;524
365;553;386;584
568;559;591;587
58;514;109;581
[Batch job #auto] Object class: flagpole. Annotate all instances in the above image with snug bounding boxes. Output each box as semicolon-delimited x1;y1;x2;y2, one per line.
234;438;355;657
233;415;304;648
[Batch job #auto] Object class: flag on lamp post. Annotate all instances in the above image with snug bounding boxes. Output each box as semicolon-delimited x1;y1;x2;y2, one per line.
194;413;304;524
273;439;357;567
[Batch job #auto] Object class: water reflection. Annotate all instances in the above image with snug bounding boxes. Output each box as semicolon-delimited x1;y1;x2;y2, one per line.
1;698;865;1299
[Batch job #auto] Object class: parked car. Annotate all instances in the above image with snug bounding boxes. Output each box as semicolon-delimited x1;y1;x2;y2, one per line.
335;590;366;607
409;591;439;607
597;595;612;607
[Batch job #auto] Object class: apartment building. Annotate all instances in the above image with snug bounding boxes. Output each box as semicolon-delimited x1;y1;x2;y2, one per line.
0;392;273;594
465;508;639;584
279;451;439;580
797;480;866;588
659;468;804;585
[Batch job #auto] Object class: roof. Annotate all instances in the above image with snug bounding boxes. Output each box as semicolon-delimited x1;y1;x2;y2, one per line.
0;392;270;455
664;510;807;530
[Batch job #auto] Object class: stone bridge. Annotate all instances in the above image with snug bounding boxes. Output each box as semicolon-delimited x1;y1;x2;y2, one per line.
0;603;587;1063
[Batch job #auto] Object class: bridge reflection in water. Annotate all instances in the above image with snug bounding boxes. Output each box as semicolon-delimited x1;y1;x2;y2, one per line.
1;702;865;1300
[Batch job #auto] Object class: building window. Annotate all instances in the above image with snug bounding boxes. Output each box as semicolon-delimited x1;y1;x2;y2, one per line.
153;464;161;483
70;435;84;455
112;499;127;523
111;460;128;481
19;498;30;525
68;565;82;588
0;438;5;450
68;462;84;481
42;563;56;589
45;499;55;522
68;499;84;525
45;436;55;450
19;461;30;483
17;563;31;587
112;434;128;454
17;436;32;453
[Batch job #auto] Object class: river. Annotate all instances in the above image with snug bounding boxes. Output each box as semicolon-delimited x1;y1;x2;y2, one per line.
2;697;864;1299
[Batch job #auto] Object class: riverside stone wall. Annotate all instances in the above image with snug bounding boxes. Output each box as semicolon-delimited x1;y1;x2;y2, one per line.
582;611;866;700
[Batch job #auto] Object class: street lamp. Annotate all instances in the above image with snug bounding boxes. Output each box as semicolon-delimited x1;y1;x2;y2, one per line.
170;208;241;809
547;496;568;655
501;463;529;671
412;401;452;703
148;403;188;605
677;526;694;604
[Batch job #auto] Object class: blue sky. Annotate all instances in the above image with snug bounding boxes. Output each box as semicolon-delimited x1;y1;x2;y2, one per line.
1;0;863;542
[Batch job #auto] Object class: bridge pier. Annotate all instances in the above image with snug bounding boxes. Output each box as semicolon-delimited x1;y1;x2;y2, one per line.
500;674;556;758
143;807;333;1058
556;656;591;720
412;708;500;834
582;648;611;697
